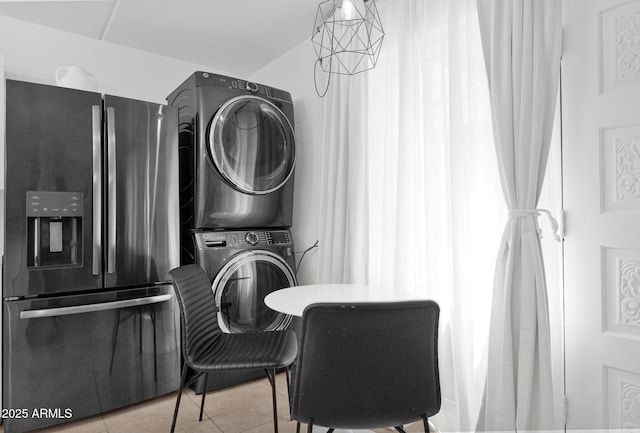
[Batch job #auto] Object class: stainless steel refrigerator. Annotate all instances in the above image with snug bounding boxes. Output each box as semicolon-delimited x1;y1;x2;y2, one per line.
2;80;180;433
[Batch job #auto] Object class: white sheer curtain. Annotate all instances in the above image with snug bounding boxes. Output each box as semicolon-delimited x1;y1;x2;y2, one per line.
313;0;561;430
474;0;563;431
366;0;504;431
315;71;370;284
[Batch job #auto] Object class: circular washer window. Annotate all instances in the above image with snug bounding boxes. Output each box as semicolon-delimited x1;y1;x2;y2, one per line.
213;250;295;333
209;96;296;195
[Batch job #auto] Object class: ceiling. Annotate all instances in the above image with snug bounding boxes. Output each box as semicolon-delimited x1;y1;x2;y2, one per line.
0;0;320;76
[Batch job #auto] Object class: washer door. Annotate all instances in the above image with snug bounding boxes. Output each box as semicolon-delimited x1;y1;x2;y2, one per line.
213;250;295;333
208;95;296;195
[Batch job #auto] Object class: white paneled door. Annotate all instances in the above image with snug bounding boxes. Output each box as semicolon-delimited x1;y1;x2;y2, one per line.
563;0;640;430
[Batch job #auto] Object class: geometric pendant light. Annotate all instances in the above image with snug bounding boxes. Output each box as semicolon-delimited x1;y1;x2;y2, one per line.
311;0;385;96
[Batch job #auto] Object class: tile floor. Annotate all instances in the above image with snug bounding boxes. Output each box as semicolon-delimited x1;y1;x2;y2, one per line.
0;373;427;433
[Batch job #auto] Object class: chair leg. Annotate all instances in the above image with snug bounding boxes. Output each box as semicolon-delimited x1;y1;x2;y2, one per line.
265;368;279;433
296;422;301;433
199;373;208;422
285;365;292;409
285;365;291;393
422;415;430;432
306;418;314;433
170;365;189;433
394;427;407;433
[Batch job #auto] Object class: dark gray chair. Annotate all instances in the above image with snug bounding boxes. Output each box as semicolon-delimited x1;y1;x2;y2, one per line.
290;301;440;433
168;264;298;433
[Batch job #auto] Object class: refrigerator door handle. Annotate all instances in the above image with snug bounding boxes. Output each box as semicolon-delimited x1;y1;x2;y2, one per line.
19;293;173;319
106;106;117;274
92;105;102;276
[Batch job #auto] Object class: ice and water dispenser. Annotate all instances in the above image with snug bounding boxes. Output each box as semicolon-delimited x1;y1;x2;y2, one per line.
26;191;83;268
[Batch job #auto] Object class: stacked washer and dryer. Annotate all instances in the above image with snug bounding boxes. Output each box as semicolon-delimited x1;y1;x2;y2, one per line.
167;72;298;391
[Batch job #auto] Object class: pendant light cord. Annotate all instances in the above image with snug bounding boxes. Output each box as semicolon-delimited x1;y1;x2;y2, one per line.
314;58;331;97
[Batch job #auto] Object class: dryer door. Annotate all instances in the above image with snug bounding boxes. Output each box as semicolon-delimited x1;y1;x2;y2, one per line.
213;250;295;333
208;95;296;194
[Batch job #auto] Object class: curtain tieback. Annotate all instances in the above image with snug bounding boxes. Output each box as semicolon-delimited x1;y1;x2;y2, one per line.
508;209;561;241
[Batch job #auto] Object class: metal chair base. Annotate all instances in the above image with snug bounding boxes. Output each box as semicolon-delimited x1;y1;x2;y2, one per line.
170;367;281;433
295;414;430;433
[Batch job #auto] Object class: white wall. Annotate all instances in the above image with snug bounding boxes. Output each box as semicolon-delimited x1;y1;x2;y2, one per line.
0;15;232;104
251;41;324;285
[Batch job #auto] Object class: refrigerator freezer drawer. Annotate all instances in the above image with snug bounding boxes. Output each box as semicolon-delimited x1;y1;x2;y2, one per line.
2;286;180;433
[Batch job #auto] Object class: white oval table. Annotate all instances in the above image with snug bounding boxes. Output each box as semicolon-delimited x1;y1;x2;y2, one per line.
264;283;428;317
265;283;433;433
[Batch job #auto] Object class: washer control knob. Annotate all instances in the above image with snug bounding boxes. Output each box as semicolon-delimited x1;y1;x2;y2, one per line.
245;231;259;246
246;81;259;93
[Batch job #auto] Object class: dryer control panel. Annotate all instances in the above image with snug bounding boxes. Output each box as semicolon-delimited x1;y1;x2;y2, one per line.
196;230;292;249
194;71;293;103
